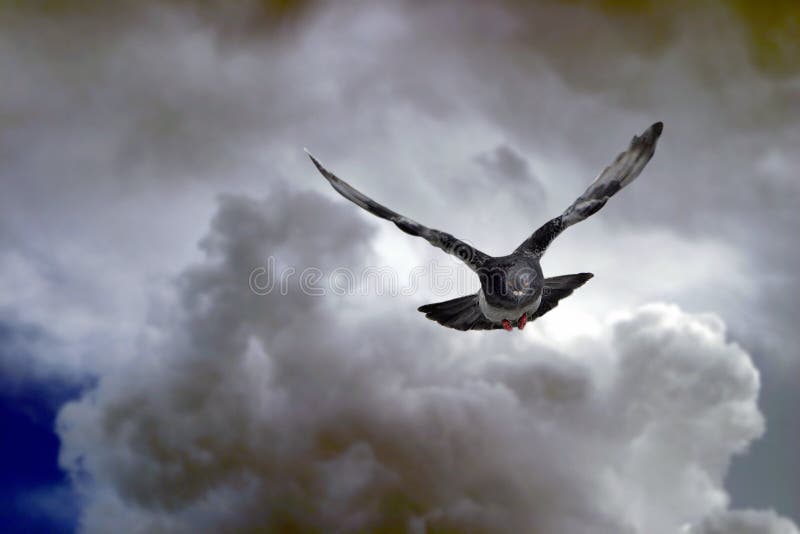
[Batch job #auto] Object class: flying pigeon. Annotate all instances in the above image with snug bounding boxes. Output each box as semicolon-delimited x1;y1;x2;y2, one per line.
306;121;663;331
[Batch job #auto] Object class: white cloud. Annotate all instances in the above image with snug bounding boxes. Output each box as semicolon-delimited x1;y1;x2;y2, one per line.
56;187;791;533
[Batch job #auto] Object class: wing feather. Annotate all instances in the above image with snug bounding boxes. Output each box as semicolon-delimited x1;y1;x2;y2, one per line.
306;150;489;270
515;122;663;257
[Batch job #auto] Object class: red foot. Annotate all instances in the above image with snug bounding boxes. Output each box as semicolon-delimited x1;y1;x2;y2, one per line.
518;314;527;330
502;319;513;332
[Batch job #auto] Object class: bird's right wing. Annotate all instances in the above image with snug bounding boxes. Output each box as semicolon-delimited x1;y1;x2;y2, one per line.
306;150;490;271
515;122;663;257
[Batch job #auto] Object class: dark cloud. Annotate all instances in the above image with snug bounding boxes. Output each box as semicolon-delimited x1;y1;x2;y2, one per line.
0;0;796;529
0;0;315;29
472;144;547;211
475;145;532;184
689;509;799;534
56;183;781;532
0;315;51;386
475;144;546;199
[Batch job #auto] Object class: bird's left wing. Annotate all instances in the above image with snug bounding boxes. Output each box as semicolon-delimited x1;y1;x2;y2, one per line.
306;151;490;271
515;122;663;257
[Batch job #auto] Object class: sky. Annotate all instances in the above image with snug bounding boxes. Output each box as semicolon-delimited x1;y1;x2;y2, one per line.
0;0;798;532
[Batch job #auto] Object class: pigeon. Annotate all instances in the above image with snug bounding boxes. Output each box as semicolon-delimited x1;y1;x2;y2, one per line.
306;121;663;331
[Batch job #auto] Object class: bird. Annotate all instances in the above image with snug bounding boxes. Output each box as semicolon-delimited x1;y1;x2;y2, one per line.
305;121;663;331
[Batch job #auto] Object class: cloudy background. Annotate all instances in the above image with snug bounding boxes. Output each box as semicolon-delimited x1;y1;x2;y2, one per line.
1;0;798;532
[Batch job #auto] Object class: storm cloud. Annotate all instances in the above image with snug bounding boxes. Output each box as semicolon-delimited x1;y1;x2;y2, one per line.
1;0;797;531
58;187;783;533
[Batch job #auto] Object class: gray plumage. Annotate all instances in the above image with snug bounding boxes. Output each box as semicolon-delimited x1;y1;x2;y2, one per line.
306;121;663;331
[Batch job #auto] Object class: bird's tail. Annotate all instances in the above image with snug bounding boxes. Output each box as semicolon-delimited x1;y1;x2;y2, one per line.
530;273;594;320
418;294;491;331
418;273;594;331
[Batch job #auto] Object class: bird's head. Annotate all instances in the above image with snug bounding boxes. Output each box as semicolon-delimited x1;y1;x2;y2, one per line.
479;263;542;306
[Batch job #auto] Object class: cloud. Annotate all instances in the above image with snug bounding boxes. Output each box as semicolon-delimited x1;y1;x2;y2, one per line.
0;314;53;385
473;144;546;210
56;185;792;533
475;145;537;185
0;0;797;528
689;509;800;534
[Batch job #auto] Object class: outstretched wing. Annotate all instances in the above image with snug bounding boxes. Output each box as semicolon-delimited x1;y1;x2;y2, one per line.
515;122;663;257
306;150;490;271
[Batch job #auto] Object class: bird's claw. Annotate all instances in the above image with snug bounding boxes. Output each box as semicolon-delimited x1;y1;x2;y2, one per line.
502;319;513;332
518;315;527;330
